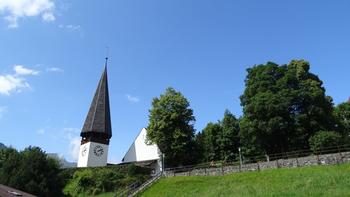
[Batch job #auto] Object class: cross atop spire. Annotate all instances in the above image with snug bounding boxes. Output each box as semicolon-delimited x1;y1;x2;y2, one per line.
81;62;112;144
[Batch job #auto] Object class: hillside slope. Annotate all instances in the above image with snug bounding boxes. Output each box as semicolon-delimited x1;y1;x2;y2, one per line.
140;163;350;197
0;143;6;149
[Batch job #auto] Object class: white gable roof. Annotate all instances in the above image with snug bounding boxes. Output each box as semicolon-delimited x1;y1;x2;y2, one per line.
122;128;161;163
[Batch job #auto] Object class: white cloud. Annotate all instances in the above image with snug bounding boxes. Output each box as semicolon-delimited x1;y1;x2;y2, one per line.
66;24;80;30
0;0;55;28
126;94;140;103
0;65;39;95
63;127;81;161
42;12;55;21
68;136;80;161
37;128;45;134
46;67;64;72
14;65;39;75
0;74;30;95
58;24;84;38
36;126;52;135
4;15;18;28
0;106;7;119
35;126;81;161
59;24;81;31
63;127;80;134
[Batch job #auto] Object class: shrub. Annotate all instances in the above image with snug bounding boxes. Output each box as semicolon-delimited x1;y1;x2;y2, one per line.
127;164;152;176
309;131;342;153
63;164;151;196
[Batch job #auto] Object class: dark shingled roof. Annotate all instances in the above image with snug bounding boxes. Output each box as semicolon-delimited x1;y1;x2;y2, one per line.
0;184;36;197
81;65;112;139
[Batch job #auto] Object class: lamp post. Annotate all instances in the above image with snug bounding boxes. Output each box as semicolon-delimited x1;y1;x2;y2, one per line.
162;153;165;175
238;147;242;171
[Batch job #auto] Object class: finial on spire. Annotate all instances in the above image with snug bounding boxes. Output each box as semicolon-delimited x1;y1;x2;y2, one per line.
105;46;109;67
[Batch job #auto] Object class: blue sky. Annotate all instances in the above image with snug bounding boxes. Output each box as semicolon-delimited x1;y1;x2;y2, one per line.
0;0;349;163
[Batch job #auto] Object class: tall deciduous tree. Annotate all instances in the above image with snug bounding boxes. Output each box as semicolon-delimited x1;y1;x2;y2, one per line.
201;122;222;162
219;110;240;161
240;62;291;155
196;110;240;163
147;87;196;167
240;60;335;155
286;60;335;149
194;131;206;163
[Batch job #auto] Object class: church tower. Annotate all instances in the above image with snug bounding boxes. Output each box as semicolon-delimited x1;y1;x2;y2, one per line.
77;60;112;167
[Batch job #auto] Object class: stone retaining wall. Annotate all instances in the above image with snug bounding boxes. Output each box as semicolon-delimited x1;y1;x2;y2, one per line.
164;151;350;177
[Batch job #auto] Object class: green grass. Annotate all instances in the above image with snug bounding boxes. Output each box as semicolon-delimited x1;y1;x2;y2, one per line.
140;163;350;197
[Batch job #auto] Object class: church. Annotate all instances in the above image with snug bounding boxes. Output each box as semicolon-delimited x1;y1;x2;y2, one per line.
77;60;163;173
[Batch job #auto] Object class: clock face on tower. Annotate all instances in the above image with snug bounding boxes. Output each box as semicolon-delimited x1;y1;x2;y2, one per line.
93;145;104;157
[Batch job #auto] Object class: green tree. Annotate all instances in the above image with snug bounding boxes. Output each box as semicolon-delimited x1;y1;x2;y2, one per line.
194;131;205;163
0;146;63;196
286;60;335;149
147;87;196;167
0;147;21;185
240;60;335;155
219;110;240;161
240;62;292;155
334;102;350;137
201;122;222;162
196;110;240;163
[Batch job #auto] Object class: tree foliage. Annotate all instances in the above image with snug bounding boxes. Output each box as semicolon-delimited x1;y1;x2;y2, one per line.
240;60;335;155
0;146;63;196
201;122;222;162
334;102;350;136
196;110;240;162
220;110;240;161
309;131;342;153
194;131;205;163
147;87;196;167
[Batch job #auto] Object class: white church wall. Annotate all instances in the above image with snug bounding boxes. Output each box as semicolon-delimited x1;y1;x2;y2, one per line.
123;128;161;163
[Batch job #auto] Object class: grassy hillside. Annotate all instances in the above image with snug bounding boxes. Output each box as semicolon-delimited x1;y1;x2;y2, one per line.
140;163;350;197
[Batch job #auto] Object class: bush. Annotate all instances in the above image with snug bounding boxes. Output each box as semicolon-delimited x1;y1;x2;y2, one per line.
63;164;151;196
63;168;123;195
127;164;152;176
309;131;342;153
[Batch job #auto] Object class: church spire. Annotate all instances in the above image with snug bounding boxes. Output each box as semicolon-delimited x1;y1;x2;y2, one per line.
81;61;112;144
